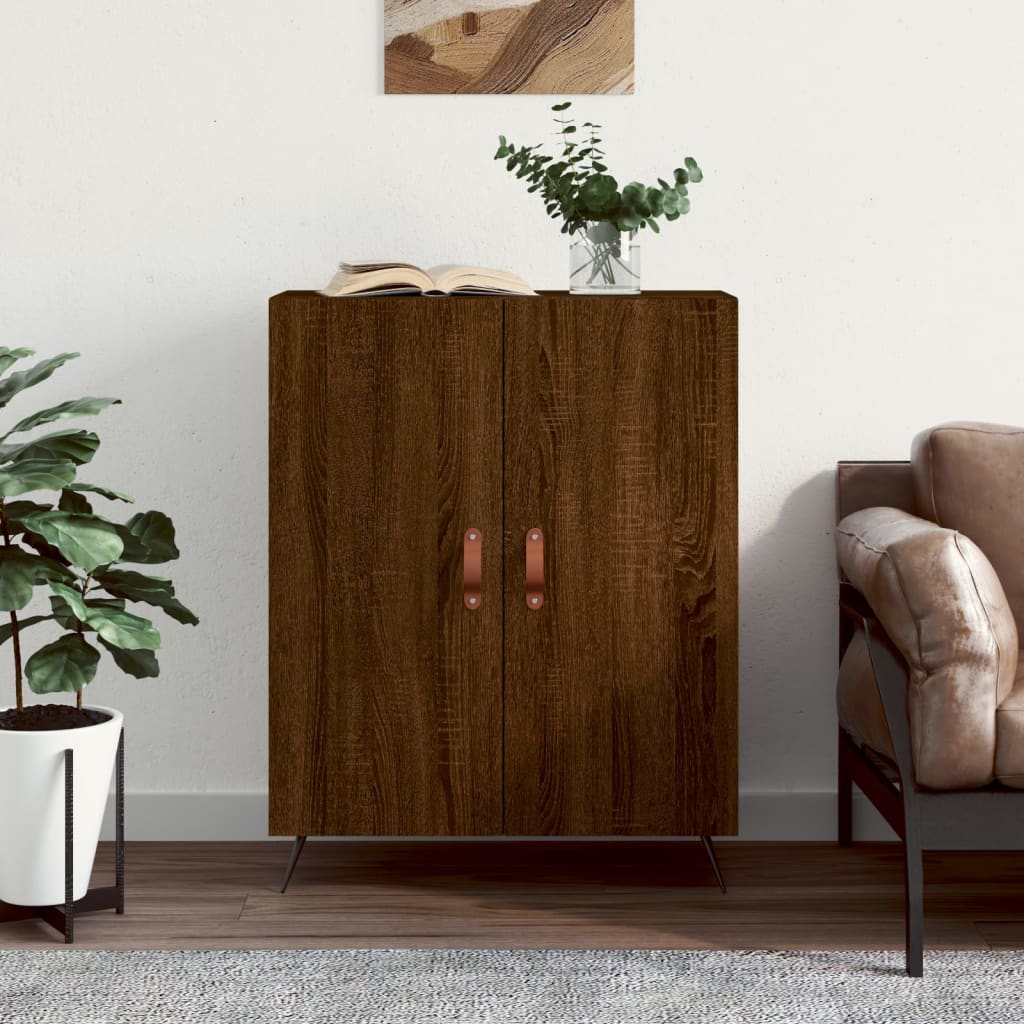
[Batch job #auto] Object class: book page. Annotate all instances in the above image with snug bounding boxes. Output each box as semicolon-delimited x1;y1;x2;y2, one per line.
428;264;537;296
321;263;433;296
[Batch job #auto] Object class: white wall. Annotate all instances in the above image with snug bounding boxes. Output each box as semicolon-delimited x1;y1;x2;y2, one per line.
4;1;1024;839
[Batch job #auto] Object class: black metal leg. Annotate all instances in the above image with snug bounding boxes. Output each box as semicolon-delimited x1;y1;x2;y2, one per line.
280;836;307;893
903;830;924;977
115;729;125;914
0;732;125;944
838;728;853;847
63;747;74;944
700;835;726;893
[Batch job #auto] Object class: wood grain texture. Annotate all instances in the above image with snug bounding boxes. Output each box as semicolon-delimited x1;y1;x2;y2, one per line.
384;0;635;95
426;8;531;80
384;0;538;42
1;841;1022;950
269;295;504;837
502;295;738;836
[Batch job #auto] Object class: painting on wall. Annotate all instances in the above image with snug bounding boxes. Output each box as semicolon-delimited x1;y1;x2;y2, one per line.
384;0;635;95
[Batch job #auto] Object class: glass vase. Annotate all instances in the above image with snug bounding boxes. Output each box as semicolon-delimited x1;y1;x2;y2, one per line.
569;222;641;294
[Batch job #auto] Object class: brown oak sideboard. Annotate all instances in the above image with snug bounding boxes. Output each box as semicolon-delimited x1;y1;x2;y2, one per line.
268;291;738;888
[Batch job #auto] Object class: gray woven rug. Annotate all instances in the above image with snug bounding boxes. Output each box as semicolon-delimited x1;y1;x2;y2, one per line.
2;948;1024;1023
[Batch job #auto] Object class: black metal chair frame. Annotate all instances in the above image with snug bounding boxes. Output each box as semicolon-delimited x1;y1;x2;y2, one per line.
0;729;125;943
839;585;1024;976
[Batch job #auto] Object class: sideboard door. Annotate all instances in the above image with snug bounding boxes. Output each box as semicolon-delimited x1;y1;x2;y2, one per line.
269;296;505;836
502;296;738;837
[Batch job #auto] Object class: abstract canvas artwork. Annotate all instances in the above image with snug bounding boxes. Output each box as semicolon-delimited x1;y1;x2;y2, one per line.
384;0;635;95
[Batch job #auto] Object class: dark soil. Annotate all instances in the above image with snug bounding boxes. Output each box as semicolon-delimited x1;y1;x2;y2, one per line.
0;705;112;732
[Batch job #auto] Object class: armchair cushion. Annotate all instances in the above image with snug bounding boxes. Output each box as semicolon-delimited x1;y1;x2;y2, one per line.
836;506;1017;789
996;666;1024;788
912;422;1024;634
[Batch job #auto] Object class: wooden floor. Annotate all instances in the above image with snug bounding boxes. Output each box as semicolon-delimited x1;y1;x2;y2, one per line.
2;841;1024;950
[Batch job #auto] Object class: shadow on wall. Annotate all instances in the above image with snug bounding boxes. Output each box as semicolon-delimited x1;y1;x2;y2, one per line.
737;465;899;840
737;470;842;821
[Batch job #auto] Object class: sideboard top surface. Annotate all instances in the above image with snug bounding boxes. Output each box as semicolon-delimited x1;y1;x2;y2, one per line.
270;290;737;304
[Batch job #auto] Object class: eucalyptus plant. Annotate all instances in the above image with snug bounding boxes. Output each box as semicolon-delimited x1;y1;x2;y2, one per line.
0;349;197;713
494;101;703;236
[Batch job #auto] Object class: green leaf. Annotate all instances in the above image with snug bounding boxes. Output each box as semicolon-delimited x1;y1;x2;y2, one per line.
2;396;121;438
0;547;41;610
621;181;650;213
99;636;160;679
647;218;661;233
3;499;52;522
95;568;199;626
646;187;665;217
0;348;35;376
578;173;620;213
59;488;92;514
0;459;76;497
662;189;691;217
50;594;81;631
19;526;73;571
0;430;100;467
551;101;572;111
19;511;124;572
50;594;120;629
115;511;179;564
32;554;76;584
684;156;703;183
0;353;78;410
25;633;100;694
84;605;160;651
48;580;89;621
617;212;644;231
68;482;134;503
0;613;50;645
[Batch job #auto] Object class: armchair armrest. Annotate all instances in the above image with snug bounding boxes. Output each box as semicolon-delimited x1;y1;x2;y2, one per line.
836;507;1017;790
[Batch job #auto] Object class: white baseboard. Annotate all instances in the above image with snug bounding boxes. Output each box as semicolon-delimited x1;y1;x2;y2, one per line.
100;790;899;842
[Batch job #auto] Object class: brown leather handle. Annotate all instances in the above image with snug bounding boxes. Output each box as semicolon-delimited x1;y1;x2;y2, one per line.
525;528;544;610
463;528;482;610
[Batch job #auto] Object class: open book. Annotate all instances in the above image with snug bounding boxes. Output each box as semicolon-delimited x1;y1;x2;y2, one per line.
320;261;537;297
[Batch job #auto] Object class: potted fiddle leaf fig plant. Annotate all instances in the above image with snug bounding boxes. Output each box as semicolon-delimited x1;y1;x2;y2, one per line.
0;348;197;907
495;101;703;294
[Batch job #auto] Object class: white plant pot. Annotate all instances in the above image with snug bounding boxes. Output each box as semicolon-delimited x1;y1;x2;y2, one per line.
0;705;122;906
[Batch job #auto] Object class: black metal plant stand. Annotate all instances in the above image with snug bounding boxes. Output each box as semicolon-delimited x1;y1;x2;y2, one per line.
0;728;125;943
279;832;727;893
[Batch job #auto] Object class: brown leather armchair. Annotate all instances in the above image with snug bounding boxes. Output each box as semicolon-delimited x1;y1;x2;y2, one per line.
835;422;1024;976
